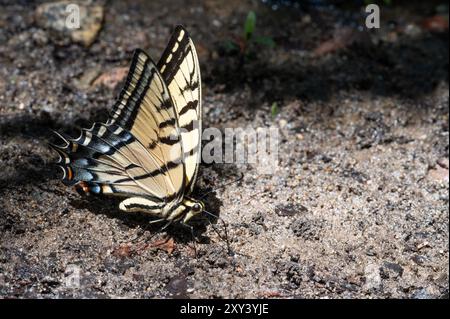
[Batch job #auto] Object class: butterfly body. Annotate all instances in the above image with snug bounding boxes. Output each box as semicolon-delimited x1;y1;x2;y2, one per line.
118;196;204;223
52;26;204;224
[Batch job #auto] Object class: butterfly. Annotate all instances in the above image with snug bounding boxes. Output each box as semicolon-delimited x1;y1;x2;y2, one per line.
51;25;205;225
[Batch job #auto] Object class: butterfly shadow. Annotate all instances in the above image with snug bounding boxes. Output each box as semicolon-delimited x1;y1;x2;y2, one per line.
68;189;224;247
0;108;113;193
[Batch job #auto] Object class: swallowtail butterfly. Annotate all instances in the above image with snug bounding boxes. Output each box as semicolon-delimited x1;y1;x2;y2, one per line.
51;26;205;224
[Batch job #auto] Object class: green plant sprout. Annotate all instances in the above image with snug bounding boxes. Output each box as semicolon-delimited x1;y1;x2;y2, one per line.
271;102;279;119
222;11;275;58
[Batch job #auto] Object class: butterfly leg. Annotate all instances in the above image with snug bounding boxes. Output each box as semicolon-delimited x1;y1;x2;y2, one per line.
126;220;174;256
180;222;198;258
129;218;166;243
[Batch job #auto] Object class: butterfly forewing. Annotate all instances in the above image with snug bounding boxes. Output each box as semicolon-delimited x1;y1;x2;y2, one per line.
157;26;202;194
108;50;186;199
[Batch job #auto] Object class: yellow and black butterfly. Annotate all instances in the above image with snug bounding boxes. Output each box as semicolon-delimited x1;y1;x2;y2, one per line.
51;26;205;225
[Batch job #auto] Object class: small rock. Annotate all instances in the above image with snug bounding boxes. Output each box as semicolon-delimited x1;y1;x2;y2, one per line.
435;273;448;287
31;29;49;46
412;288;431;299
35;1;104;47
412;255;426;265
321;155;332;163
252;211;265;224
274;203;308;216
416;241;431;250
411;286;441;299
383;261;404;277
286;262;302;287
278;119;287;129
42;276;60;287
290;217;322;241
403;23;422;37
364;263;381;290
301;15;311;25
166;274;188;298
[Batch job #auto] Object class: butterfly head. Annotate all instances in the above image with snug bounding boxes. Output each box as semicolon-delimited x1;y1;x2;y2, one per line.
181;198;205;223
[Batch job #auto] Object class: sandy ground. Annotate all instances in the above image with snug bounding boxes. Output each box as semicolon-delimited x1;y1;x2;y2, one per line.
0;0;448;298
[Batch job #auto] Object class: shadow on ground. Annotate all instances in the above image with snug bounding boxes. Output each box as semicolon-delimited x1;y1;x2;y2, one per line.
208;32;449;104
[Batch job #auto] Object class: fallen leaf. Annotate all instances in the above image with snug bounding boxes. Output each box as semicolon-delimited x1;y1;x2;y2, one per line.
92;67;128;89
421;15;449;32
112;244;132;258
313;27;357;57
427;161;449;183
150;237;175;254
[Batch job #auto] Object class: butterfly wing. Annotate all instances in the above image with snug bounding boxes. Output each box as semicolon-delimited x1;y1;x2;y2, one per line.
157;25;202;195
54;50;186;212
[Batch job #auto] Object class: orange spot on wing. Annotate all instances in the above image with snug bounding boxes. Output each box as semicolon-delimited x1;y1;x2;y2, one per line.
80;182;89;193
67;167;73;180
75;182;90;195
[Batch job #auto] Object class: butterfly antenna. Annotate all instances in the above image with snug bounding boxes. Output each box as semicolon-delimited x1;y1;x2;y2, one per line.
199;172;244;200
203;210;232;256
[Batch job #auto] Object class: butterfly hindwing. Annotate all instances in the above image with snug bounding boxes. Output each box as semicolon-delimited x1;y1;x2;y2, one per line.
55;51;186;209
52;122;178;205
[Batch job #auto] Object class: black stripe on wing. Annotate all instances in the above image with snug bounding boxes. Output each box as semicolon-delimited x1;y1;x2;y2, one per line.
51;125;161;200
109;50;174;130
157;25;191;84
110;50;153;127
115;160;182;183
50;126;134;183
156;25;202;195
